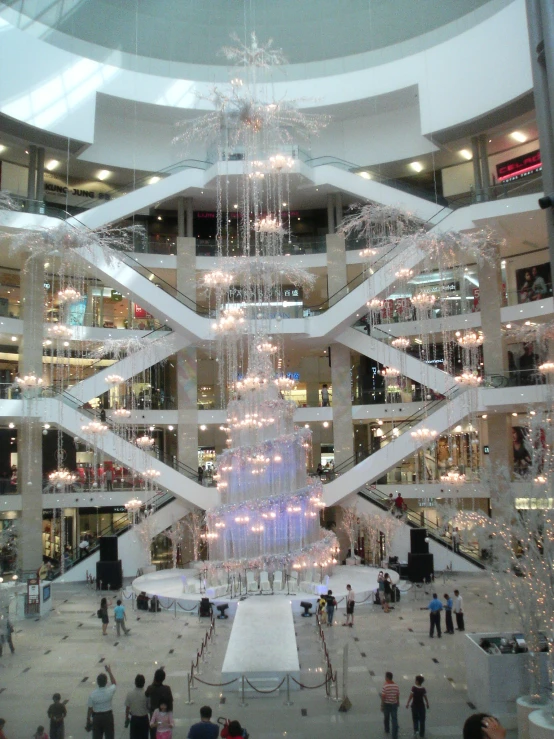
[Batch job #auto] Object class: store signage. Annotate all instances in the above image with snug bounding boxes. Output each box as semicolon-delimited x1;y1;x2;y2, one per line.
496;149;541;183
418;498;436;507
27;578;40;605
45;183;112;200
483;445;490;455
134;304;152;319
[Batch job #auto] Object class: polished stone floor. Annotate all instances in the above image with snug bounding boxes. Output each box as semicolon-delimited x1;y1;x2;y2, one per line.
0;572;519;738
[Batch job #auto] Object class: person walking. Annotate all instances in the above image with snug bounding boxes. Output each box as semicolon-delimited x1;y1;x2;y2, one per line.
99;597;111;636
380;671;400;739
125;674;149;739
0;718;7;739
186;706;218;739
47;693;67;739
105;467;113;492
406;675;429;738
383;573;393;613
114;599;131;636
427;593;442;638
324;589;337;627
150;701;174;739
86;664;117;739
197;466;204;484
320;384;330;407
443;593;454;634
145;669;173;739
377;571;385;607
0;614;14;655
453;589;465;631
344;584;355;627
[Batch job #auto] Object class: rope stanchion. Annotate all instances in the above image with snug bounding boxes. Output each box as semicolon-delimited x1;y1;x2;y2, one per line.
239;675;247;707
185;675;194;705
244;676;285;694
290;674;333;690
192;676;239;687
176;602;199;612
284;674;293;706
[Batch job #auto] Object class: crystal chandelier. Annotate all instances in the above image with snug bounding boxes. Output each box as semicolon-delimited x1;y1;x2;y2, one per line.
15;372;43;390
204;271;233;287
456;331;484;349
212;306;246;333
142;469;161;480
395;268;414;280
274;376;296;390
440;470;466;485
534;474;548;485
57;287;82;303
366;298;383;312
538;361;554;374
47;324;73;339
49;469;78;485
135;434;155;449
410;427;438;441
359;247;378;258
113;408;131;419
382;367;400;378
411;293;436;308
256;342;278;354
125;498;143;512
269;154;294;170
391;337;410;349
105;374;124;386
255;217;282;234
81;421;108;435
455;371;482;387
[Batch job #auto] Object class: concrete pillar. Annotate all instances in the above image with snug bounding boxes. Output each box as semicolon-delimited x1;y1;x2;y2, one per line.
486;414;513;512
18;257;45;576
478;135;490;201
186;197;194;238
471;136;482;202
335;192;343;229
327;193;335;234
300;356;321;407
176;236;198;470
36;147;45;203
330;343;353;467
177;197;185;238
326;233;347;300
26;145;37;202
526;0;554;276
479;247;507;376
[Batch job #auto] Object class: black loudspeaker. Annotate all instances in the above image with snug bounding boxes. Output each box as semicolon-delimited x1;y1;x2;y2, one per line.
99;536;118;562
408;553;434;583
410;528;429;554
96;560;123;590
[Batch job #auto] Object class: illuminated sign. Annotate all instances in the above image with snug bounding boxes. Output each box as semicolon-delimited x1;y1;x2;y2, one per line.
496;149;541;183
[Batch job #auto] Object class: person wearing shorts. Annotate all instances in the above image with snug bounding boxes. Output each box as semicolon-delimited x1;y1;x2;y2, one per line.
344;584;355;627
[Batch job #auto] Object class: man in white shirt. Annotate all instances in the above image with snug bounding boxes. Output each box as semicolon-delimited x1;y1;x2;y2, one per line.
453;589;465;631
344;584;355;627
87;664;117;739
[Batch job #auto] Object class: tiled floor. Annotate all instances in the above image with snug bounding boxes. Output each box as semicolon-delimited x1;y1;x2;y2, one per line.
0;573;520;738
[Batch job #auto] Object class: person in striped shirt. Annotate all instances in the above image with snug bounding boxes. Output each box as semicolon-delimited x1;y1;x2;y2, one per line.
381;672;400;739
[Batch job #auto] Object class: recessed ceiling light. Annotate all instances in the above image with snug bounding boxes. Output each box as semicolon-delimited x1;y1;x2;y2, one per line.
358;171;371;179
157;215;163;221
409;161;424;173
149;176;161;185
8;423;14;429
459;149;472;160
282;202;287;207
510;131;527;143
233;204;238;208
0;145;6;154
323;421;329;428
97;169;111;181
200;424;207;430
45;160;60;171
10;336;16;342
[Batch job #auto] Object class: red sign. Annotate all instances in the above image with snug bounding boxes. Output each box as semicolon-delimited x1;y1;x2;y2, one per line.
134;304;152;319
496;149;541;182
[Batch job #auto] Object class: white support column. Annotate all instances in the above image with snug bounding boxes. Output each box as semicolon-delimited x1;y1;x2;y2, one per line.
18;257;45;576
327;193;335;234
326;233;347;299
176;236;198;471
331;343;353;468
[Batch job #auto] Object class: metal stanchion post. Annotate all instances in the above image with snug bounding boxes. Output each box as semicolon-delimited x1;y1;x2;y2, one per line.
284;674;293;706
239;675;248;707
185;676;194;705
174;600;177;619
335;671;339;702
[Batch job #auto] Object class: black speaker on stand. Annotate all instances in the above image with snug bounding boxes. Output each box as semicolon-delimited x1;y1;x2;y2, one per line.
410;529;429;554
99;536;118;562
408;553;434;583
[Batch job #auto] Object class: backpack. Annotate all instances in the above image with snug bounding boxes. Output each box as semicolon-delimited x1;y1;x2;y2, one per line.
97;609;102;619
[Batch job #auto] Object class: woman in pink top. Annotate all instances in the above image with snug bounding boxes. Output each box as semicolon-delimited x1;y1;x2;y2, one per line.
150;701;174;739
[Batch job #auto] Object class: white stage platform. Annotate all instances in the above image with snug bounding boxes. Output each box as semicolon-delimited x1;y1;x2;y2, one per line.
131;565;399;616
221;598;300;691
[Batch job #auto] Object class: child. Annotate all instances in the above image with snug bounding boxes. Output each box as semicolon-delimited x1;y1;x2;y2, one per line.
150;701;174;739
318;596;327;625
47;693;66;739
33;727;49;739
406;675;429;738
